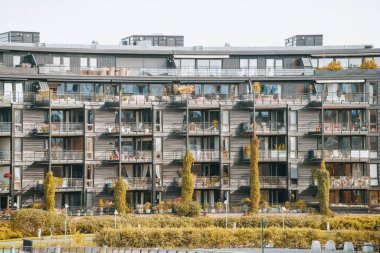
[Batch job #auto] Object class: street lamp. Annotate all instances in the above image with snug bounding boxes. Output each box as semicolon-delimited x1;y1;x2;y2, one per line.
64;204;69;242
224;200;228;229
114;210;118;229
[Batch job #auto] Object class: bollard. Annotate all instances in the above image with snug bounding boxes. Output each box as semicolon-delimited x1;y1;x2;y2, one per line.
325;240;336;251
232;222;237;229
311;240;321;251
104;246;108;253
38;228;42;238
326;222;330;231
10;246;15;253
343;242;354;252
55;246;61;253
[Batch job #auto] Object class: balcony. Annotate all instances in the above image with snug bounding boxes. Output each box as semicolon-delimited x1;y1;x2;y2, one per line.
173;94;236;108
34;178;84;191
330;176;370;189
171;150;223;163
309;92;369;108
310;150;370;162
0;181;10;192
239;93;310;108
37;66;314;77
35;92;105;107
27;151;84;164
104;123;152;136
104;94;171;108
28;123;84;136
0;92;36;107
242;147;287;162
241;122;286;136
175;176;221;189
307;122;369;136
0;123;11;135
173;122;220;136
125;178;160;190
226;176;287;189
0;152;11;165
104;150;153;163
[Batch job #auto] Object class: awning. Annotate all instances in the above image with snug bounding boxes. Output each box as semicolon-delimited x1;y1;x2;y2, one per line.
174;54;229;59
316;79;365;84
38;82;49;91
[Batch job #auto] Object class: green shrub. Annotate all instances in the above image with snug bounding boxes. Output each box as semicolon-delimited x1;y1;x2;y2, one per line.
175;201;201;217
10;209;66;237
95;227;379;249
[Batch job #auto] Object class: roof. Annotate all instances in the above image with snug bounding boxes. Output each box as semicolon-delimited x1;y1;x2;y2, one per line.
0;42;379;56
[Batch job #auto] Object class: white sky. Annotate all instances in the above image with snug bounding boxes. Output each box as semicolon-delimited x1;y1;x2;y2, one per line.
1;0;380;47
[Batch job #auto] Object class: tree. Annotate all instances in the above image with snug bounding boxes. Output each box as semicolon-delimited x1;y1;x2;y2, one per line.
113;178;129;214
249;123;260;214
317;160;332;215
360;59;378;69
43;171;55;212
181;150;195;203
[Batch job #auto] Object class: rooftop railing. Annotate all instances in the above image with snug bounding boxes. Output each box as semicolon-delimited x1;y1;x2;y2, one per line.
38;66;314;77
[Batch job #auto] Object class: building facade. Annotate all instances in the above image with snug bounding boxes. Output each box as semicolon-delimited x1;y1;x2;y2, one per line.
0;39;379;212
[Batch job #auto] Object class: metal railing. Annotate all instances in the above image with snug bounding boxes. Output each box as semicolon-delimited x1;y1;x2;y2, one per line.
175;176;221;188
242;148;287;161
35;91;104;105
173;122;220;135
310;92;369;104
105;94;172;105
0;122;11;134
38;66;314;77
311;150;370;161
240;93;311;106
25;122;84;135
223;176;287;188
23;151;84;162
241;122;286;134
307;121;369;134
104;150;153;162
104;122;152;135
0;151;11;163
173;94;236;106
171;150;220;162
330;176;370;189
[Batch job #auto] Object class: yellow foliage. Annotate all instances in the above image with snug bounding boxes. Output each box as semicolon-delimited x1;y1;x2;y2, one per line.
43;171;55;212
360;59;378;69
319;61;343;71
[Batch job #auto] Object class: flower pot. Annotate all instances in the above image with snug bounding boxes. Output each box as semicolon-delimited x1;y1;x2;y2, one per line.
76;210;81;217
137;208;144;214
166;209;172;213
145;209;151;214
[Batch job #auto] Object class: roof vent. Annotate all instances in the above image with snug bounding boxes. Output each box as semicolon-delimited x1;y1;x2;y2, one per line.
365;44;374;49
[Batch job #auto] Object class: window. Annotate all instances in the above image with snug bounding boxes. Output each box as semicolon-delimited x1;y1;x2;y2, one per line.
335;58;349;68
180;59;195;68
275;59;283;69
13;167;21;190
86;138;94;160
63;57;70;67
87;110;94;132
318;58;333;68
369;137;378;159
53;57;61;65
290;164;298;185
290;137;297;158
290;111;297;131
14;110;22;132
89;58;97;69
240;59;257;68
13;56;21;67
80;58;87;68
155;137;162;159
370;164;378;186
155;110;162;132
150;84;164;96
348;58;362;68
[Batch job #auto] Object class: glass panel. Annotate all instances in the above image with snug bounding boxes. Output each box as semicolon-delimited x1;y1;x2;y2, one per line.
197;60;209;69
240;59;248;68
89;58;97;69
249;59;257;68
149;84;164;96
318;58;333;67
348;58;362;68
80;58;87;68
53;57;60;65
180;59;195;68
63;57;70;67
210;60;222;69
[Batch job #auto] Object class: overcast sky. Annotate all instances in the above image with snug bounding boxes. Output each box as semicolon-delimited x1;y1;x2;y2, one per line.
1;0;380;47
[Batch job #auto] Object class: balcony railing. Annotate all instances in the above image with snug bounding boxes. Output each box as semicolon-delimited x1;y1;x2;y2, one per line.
175;176;221;188
311;150;370;161
173;94;236;107
0;91;36;105
307;122;369;135
173;122;220;135
241;122;286;135
0;122;11;135
35;92;103;106
23;151;84;163
240;93;311;107
172;150;221;162
0;181;10;191
242;147;287;161
330;176;370;189
0;152;11;164
26;123;84;135
225;176;287;188
104;150;153;162
124;178;160;189
38;66;314;77
105;94;171;106
310;92;369;106
104;123;152;135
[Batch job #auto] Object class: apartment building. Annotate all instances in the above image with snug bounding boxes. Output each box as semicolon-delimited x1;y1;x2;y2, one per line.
0;34;379;212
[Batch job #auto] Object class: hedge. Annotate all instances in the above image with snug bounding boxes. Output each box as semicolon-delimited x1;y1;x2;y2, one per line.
76;215;380;233
96;227;380;249
10;209;66;237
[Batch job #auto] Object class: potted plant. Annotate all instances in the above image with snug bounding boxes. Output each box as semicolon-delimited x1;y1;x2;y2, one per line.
136;204;144;214
144;202;151;214
240;198;250;213
215;201;224;213
98;199;105;215
165;200;173;213
152;206;158;214
295;200;307;213
156;201;165;213
76;210;81;217
212;119;219;130
261;201;269;213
